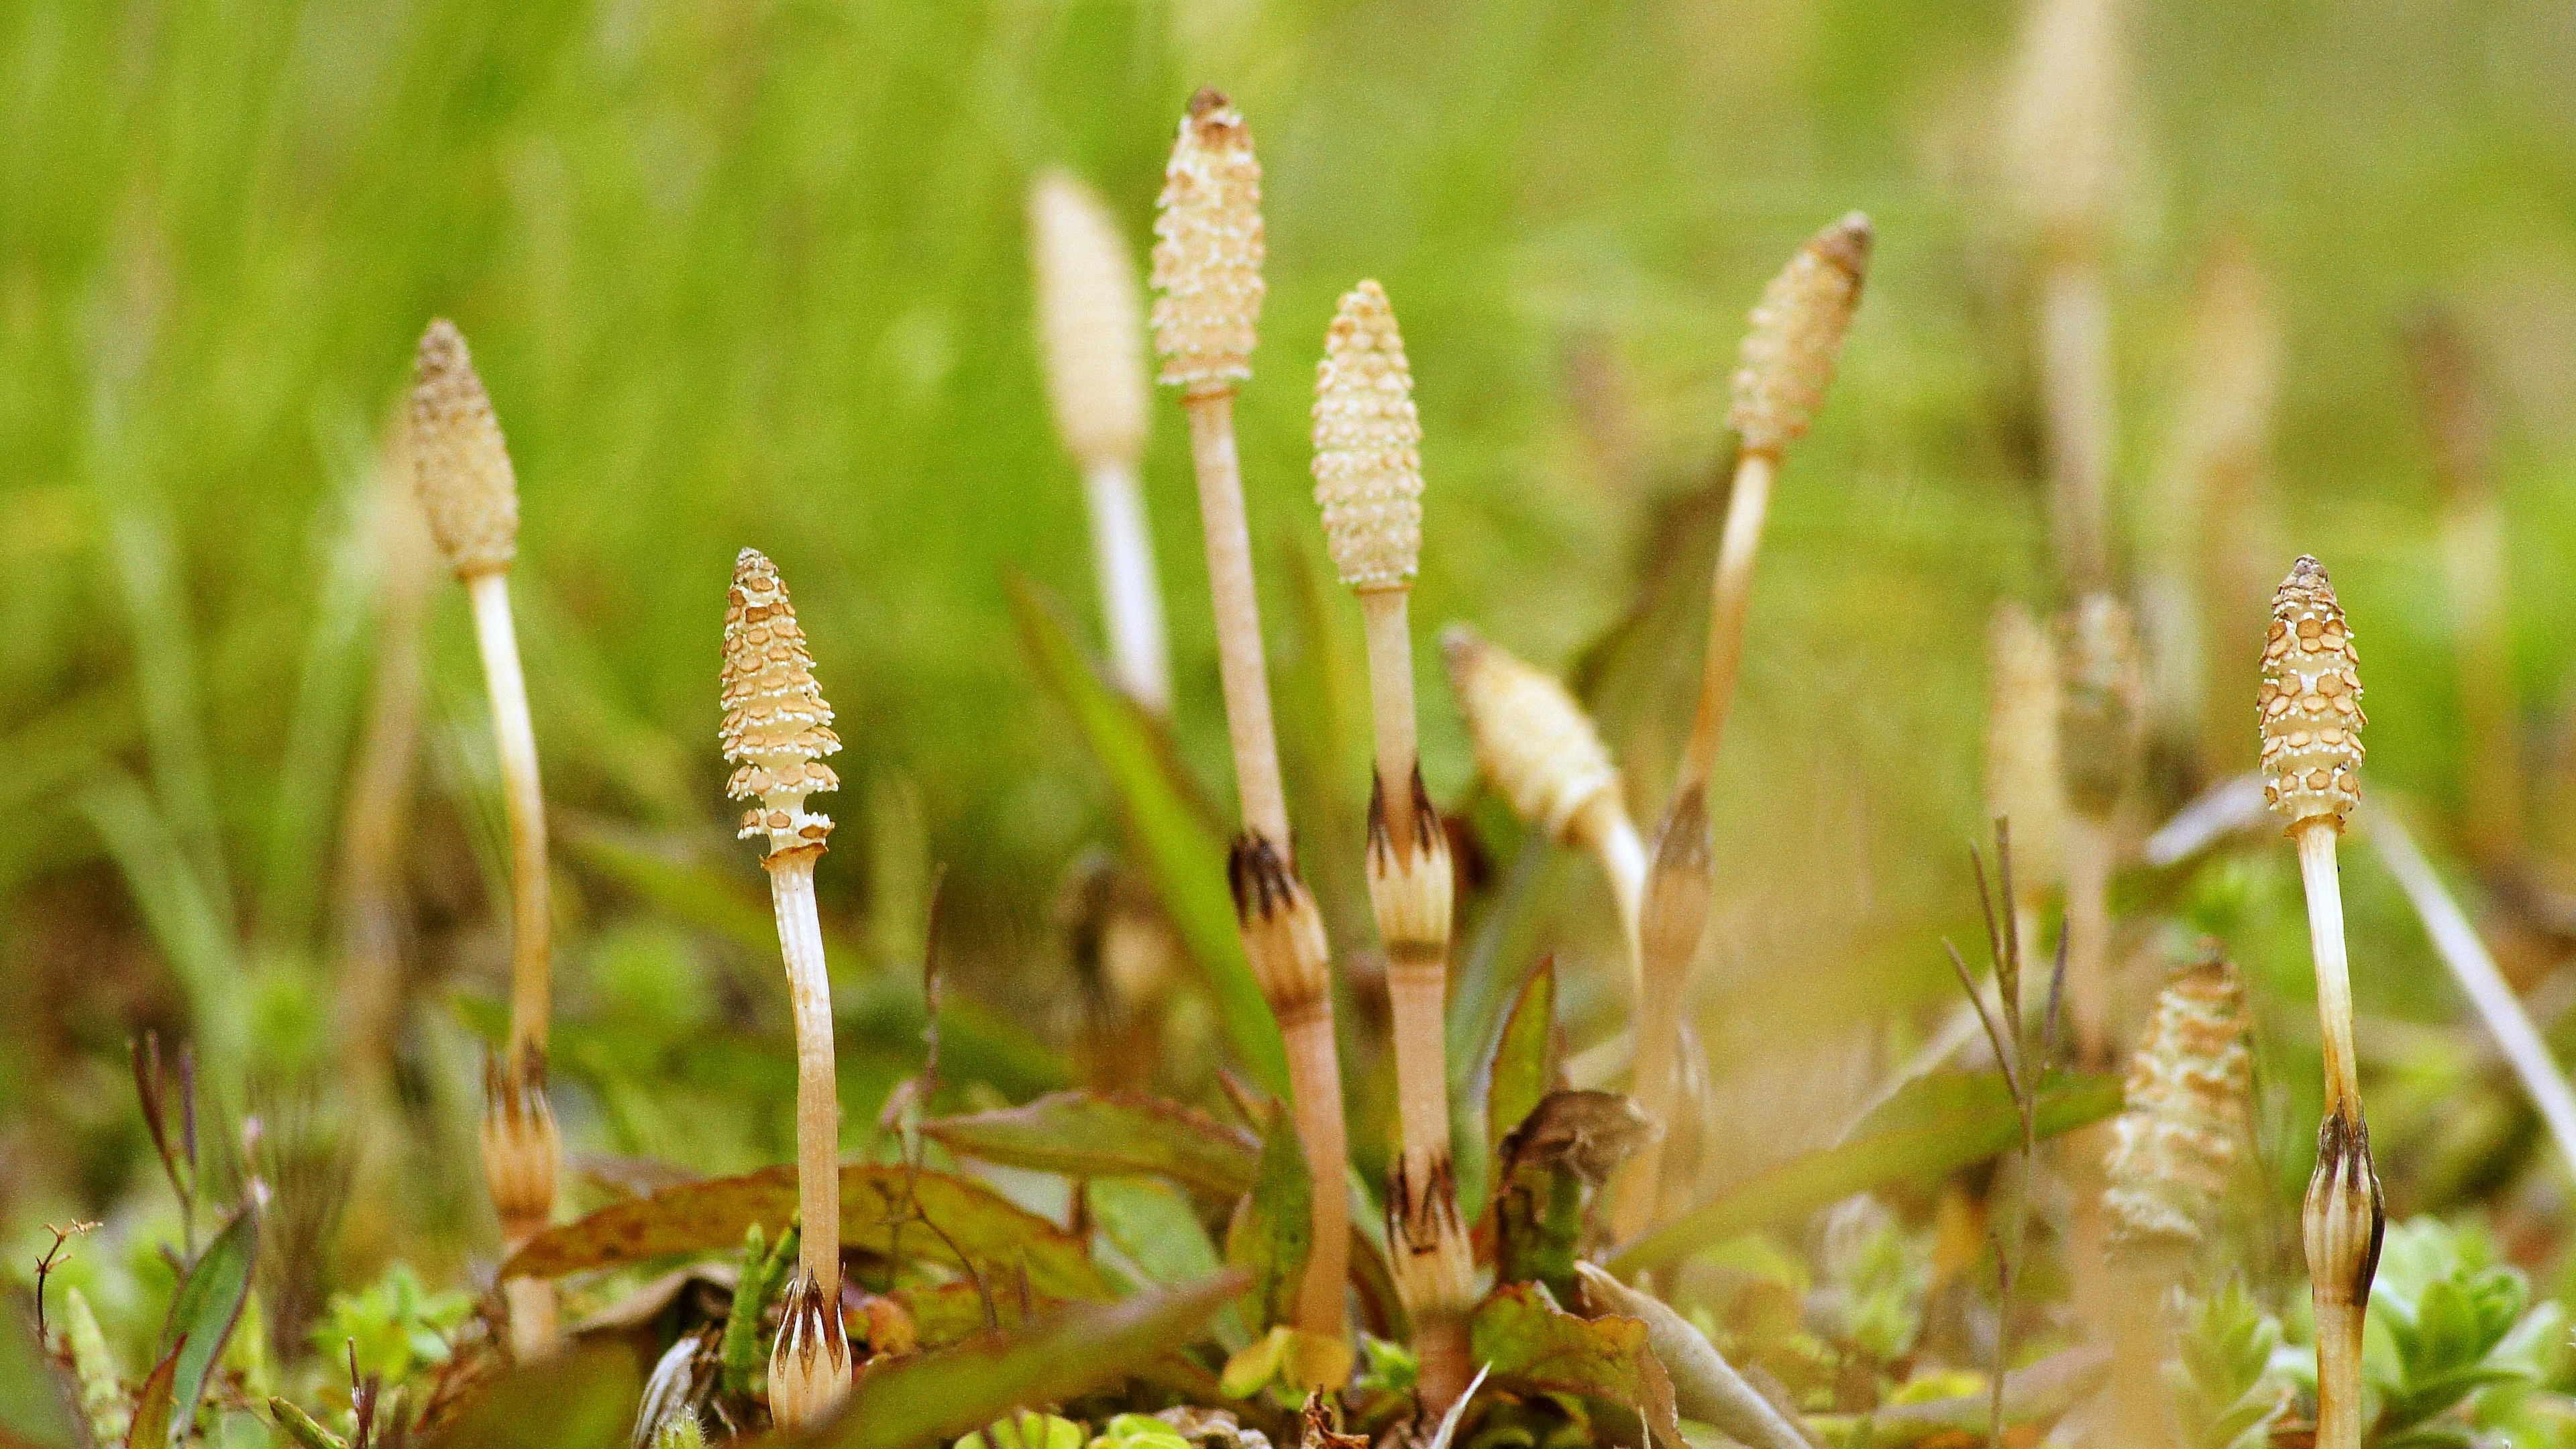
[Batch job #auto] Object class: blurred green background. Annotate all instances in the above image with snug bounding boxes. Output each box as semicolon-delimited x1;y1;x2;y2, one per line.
4;0;2574;1329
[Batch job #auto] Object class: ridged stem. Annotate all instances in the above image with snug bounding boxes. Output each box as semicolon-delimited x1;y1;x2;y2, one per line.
338;573;428;1086
1184;391;1291;849
1415;1314;1472;1418
2062;813;2114;1067
2039;259;2116;592
1082;460;1174;716
502;1280;556;1360
2296;824;2359;1116
466;570;551;1056
1279;998;1351;1339
767;849;842;1300
1360;590;1419;855
1680;449;1777;793
1388;961;1450;1168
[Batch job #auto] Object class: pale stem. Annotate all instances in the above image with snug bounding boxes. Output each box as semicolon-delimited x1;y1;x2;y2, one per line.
1183;392;1291;849
2061;814;2114;1067
503;1279;557;1360
1610;1010;1679;1241
1680;449;1777;793
1414;1320;1472;1417
338;592;427;1083
767;851;843;1300
1387;960;1451;1165
1279;1001;1352;1340
2296;822;2359;1116
2039;259;2115;591
1082;459;1175;716
2315;1299;2366;1449
466;570;551;1057
1359;588;1419;855
1580;798;1648;979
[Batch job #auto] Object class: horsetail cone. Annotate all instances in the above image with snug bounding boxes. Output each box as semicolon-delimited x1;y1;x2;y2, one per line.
721;549;843;855
1150;90;1264;396
2059;591;2145;820
1313;280;1424;590
409;319;519;577
2259;555;2365;831
1441;625;1622;848
2103;958;2252;1248
1030;171;1150;470
1729;213;1872;456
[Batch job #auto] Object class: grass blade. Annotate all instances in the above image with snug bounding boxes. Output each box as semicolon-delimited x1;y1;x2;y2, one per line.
1609;1070;2119;1275
1009;576;1287;1094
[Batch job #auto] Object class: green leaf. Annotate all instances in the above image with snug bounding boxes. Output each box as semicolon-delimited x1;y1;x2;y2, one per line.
421;1344;639;1448
1485;957;1557;1165
928;1092;1260;1200
1609;1071;2121;1275
1009;578;1288;1095
121;1346;178;1449
268;1398;351;1449
0;1293;77;1448
1468;1284;1680;1448
1225;1112;1314;1332
796;1273;1246;1449
503;1164;1111;1299
154;1208;258;1446
1087;1177;1250;1350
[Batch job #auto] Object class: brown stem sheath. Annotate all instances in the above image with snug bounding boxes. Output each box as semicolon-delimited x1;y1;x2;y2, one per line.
1185;390;1291;850
1360;590;1419;854
1680;449;1778;794
766;847;843;1301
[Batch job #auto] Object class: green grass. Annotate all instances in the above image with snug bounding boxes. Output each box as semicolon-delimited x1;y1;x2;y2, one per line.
4;0;2574;1290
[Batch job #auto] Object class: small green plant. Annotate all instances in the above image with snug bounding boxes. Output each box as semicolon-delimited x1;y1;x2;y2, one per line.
2360;1218;2566;1446
2170;1279;2288;1449
313;1262;472;1387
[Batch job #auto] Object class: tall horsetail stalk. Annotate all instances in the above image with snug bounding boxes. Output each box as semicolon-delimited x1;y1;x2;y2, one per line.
2056;592;2142;1068
409;319;559;1358
1678;213;1871;795
1442;624;1646;961
2259;556;2381;1449
2406;313;2521;867
1985;601;2065;957
1609;787;1711;1242
1032;170;1172;715
2006;0;2125;592
1311;280;1472;1409
719;550;851;1428
1152;89;1350;1350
